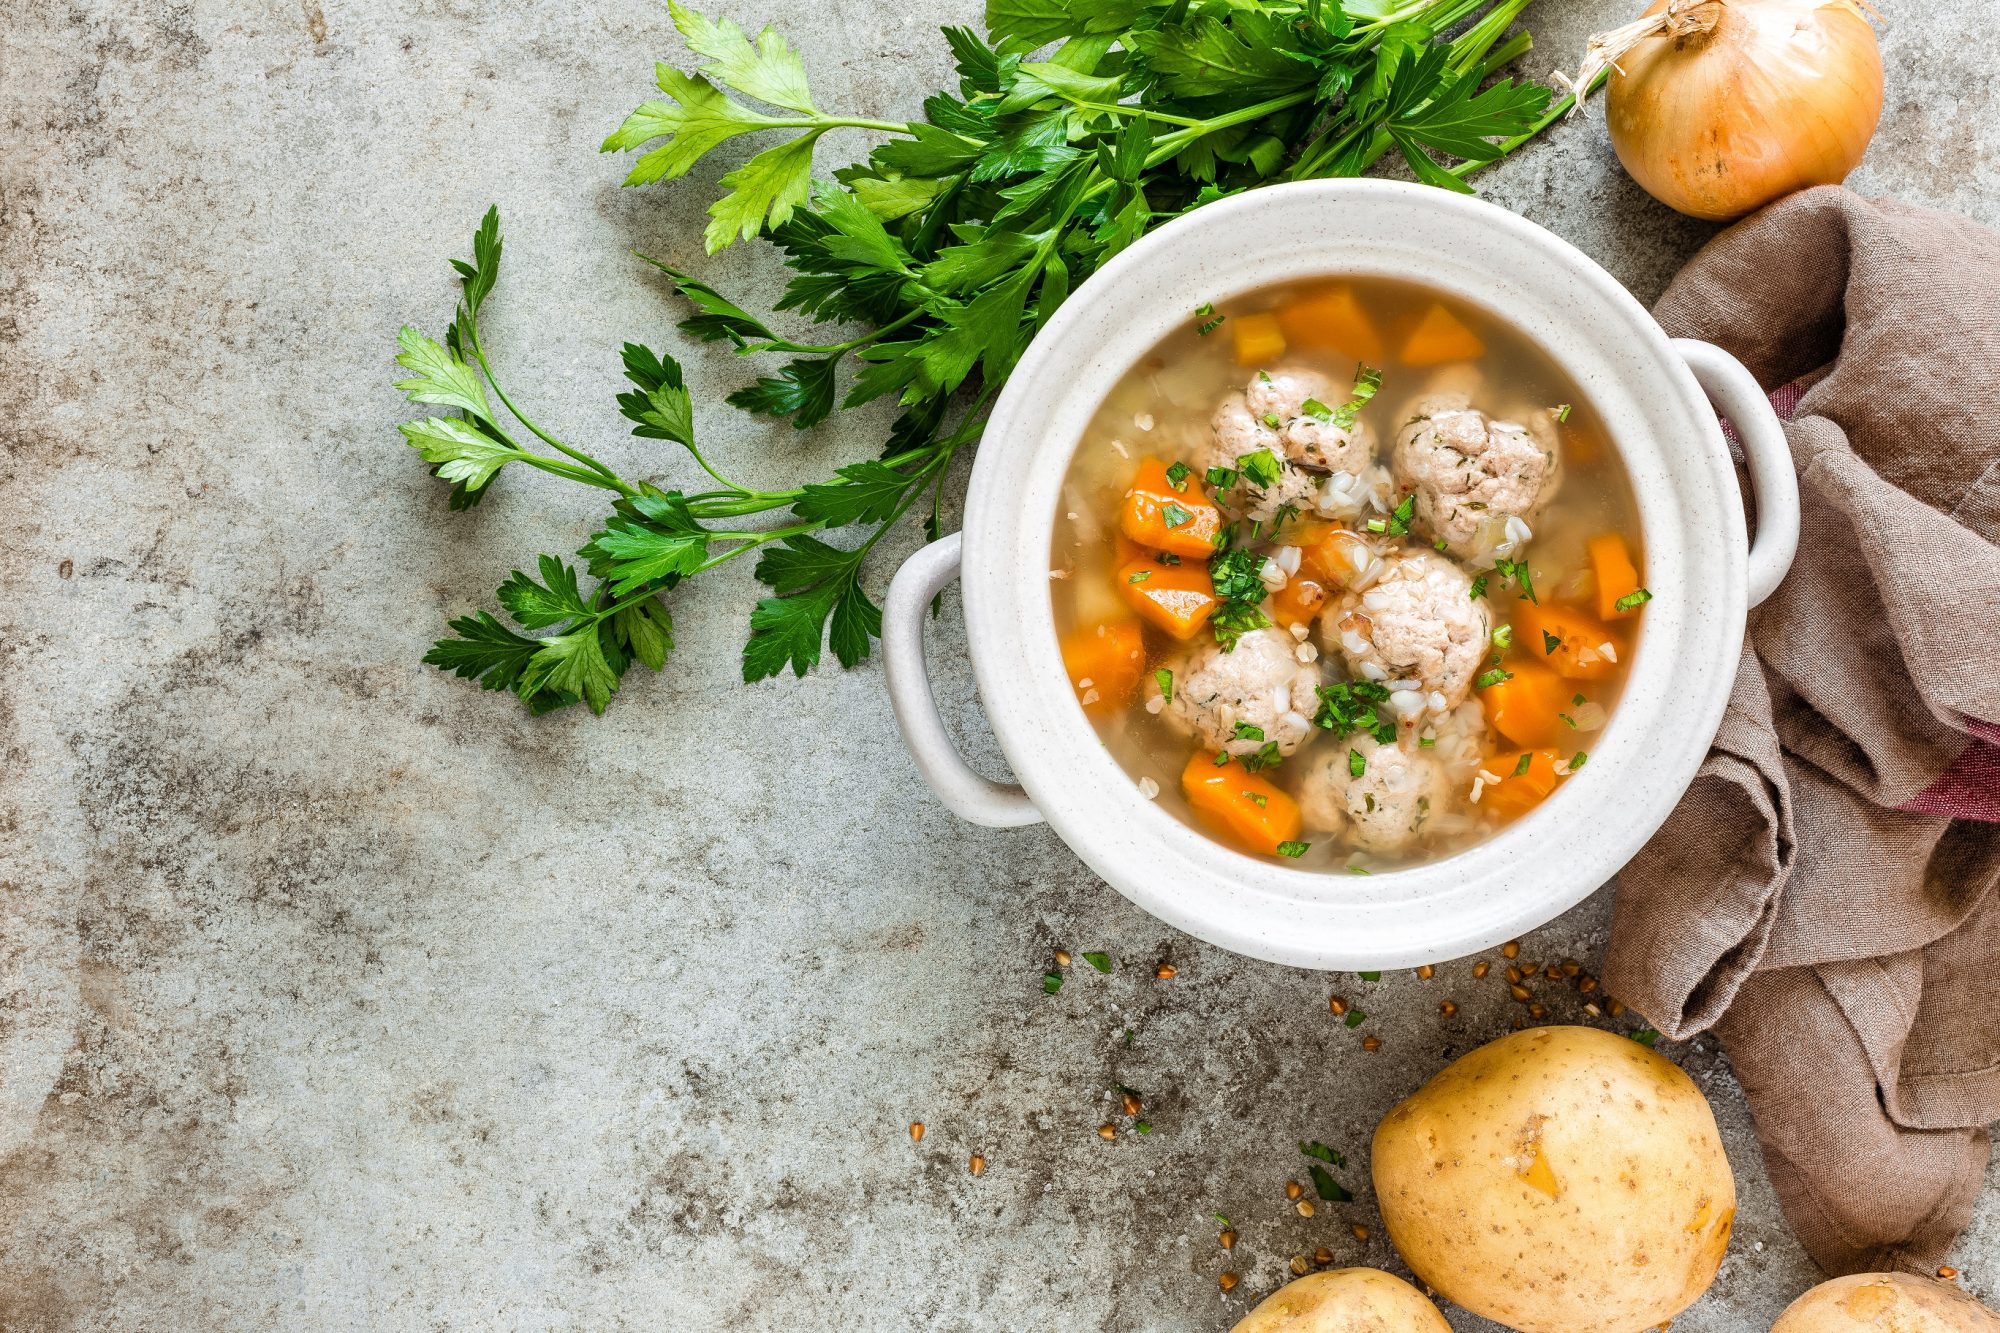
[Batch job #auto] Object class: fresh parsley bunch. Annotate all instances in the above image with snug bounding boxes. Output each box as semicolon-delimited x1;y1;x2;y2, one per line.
401;0;1579;714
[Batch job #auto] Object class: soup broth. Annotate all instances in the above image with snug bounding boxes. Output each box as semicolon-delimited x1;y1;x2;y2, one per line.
1049;277;1648;871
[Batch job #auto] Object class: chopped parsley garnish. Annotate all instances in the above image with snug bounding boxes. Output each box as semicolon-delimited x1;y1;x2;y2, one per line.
1573;692;1586;705
1384;492;1416;537
1276;840;1310;858
1204;465;1238;490
1194;302;1215;316
1343;1007;1367;1027
1469;574;1488;599
1434;537;1449;552
1330;364;1383;429
1614;587;1653;611
1242;741;1283;773
1357;971;1380;981
1155;668;1173;704
1347;865;1371;875
1128;569;1151;584
1233;721;1265;741
1213;750;1230;766
1161;501;1192;529
1307;1163;1353;1202
1237;449;1282;488
1083;951;1112;973
1209;548;1269;604
1348;747;1366;778
1554;402;1572;423
1569;750;1589;770
1261;412;1283;429
1210;603;1271;649
1630;1027;1660;1047
1542;630;1561;655
1512;753;1532;777
1314;681;1396;743
1492;624;1513;650
1043;973;1062;994
1250;792;1268;807
1134;1120;1152;1134
1300;397;1333;423
1300;1141;1346;1166
1475;666;1513;689
1164;460;1191;491
1494;557;1538;603
1257;370;1272;384
1418;734;1436;747
1559;712;1576;728
1213;1213;1231;1227
1194;302;1223;336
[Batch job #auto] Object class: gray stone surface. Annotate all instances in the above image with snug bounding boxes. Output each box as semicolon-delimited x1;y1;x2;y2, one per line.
3;0;1996;1328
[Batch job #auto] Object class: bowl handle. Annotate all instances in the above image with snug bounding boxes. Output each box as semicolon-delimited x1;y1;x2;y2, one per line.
882;532;1045;828
1671;338;1801;608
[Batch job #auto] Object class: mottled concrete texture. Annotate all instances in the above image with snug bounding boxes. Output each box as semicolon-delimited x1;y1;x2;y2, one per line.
2;0;1997;1327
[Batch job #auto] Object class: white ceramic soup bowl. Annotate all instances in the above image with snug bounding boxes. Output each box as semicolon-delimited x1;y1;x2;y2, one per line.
881;179;1797;971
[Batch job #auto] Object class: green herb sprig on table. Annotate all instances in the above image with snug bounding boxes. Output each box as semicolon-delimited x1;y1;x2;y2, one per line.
403;0;1587;714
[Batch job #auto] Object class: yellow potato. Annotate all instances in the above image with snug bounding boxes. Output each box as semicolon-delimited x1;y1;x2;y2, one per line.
1772;1273;2000;1333
1232;1268;1451;1333
1371;1025;1734;1333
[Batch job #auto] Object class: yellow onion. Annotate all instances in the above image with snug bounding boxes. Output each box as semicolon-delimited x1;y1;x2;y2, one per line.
1574;0;1883;221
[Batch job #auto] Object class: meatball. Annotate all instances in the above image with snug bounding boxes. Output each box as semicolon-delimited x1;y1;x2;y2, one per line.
1296;734;1451;853
1148;627;1320;757
1392;392;1560;562
1204;366;1375;477
1322;550;1489;715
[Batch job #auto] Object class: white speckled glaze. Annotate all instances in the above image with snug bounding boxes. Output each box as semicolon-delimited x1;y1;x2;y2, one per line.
882;180;1798;970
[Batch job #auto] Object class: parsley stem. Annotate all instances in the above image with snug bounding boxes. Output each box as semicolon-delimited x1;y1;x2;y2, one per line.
1478;29;1534;78
739;306;926;356
1063;100;1208;129
1143;91;1317;166
758;114;912;136
680;442;936;516
513;451;633;493
462;315;631;492
1448;0;1534;77
678;437;754;497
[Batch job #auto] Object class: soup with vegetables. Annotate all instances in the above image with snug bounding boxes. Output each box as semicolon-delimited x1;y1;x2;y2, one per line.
1049;277;1650;871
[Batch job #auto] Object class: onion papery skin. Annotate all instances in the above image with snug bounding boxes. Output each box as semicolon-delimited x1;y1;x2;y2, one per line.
1606;0;1883;221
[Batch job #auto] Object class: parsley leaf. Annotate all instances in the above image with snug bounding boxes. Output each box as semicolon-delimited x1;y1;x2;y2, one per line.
1330;363;1383;429
725;355;842;429
744;536;880;679
1237;449;1283;488
1308;1163;1354;1202
394;327;494;425
399;417;520;493
1300;1140;1346;1167
1495;557;1538;603
1314;681;1395;743
616;342;696;444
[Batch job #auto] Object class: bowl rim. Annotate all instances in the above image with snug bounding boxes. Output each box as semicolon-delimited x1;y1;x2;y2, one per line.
958;179;1746;969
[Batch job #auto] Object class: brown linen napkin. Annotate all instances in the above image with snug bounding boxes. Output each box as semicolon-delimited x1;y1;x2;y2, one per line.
1603;185;2000;1277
